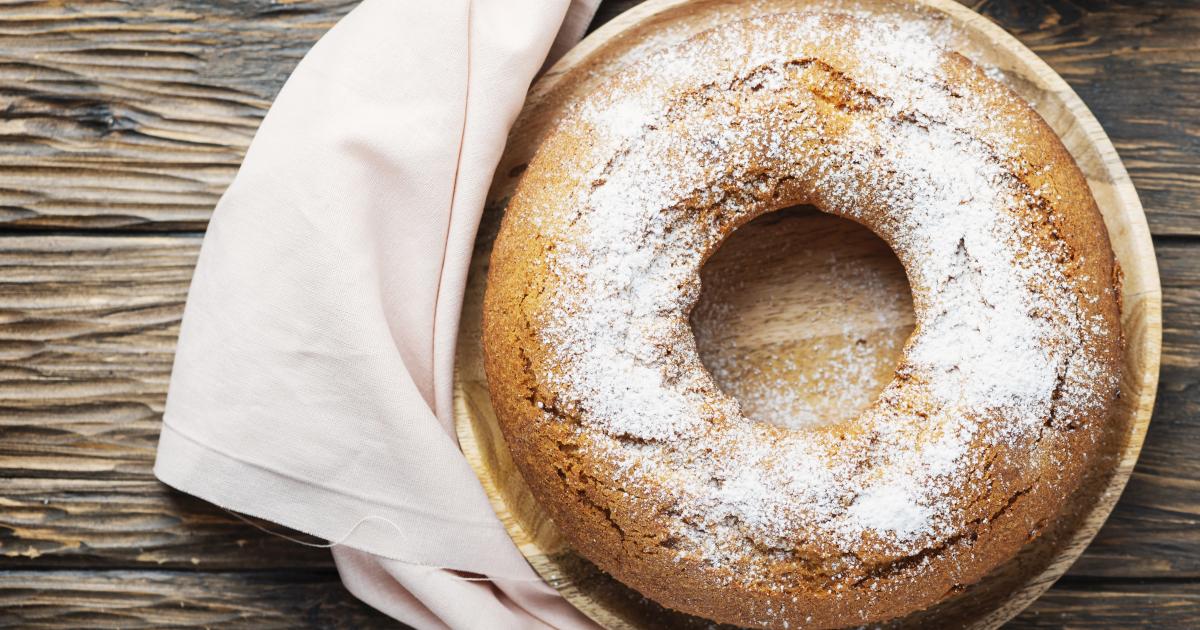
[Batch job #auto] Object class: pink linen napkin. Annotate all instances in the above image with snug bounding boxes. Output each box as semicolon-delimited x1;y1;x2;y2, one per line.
154;1;599;627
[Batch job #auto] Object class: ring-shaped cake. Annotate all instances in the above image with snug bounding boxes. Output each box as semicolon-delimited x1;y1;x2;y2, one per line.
483;12;1122;628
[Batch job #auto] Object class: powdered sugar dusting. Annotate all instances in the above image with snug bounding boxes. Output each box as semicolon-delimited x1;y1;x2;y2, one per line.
523;10;1116;587
848;481;932;539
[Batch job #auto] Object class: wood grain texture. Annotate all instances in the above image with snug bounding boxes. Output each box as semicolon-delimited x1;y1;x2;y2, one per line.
0;236;194;480
0;0;1195;627
1015;579;1200;628
0;570;392;628
0;0;355;230
1;477;335;570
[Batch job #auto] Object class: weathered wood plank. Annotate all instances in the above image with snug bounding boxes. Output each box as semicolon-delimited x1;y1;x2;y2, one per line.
0;0;355;230
1011;579;1200;628
0;236;196;480
0;570;393;628
0;477;334;570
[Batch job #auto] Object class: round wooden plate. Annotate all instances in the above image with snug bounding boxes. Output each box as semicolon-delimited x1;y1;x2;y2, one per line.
454;1;1162;627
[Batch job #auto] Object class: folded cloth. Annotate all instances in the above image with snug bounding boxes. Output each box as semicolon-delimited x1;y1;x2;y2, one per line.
154;0;599;627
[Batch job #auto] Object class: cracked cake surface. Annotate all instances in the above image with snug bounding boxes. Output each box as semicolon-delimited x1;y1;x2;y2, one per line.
482;10;1122;629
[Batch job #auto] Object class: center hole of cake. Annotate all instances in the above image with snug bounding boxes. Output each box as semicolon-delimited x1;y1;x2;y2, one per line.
690;205;916;430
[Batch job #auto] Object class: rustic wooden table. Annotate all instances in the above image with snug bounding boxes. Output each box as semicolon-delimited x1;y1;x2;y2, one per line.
0;1;1194;627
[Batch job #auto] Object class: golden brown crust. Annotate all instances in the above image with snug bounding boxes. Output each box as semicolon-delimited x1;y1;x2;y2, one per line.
483;12;1122;629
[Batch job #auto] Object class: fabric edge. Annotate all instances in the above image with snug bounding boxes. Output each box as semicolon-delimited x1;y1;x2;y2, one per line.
154;422;528;578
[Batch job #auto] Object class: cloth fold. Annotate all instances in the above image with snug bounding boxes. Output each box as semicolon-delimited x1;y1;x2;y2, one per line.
155;0;599;626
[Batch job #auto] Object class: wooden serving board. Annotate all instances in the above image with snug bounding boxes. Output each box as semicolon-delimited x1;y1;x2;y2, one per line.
454;0;1162;627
